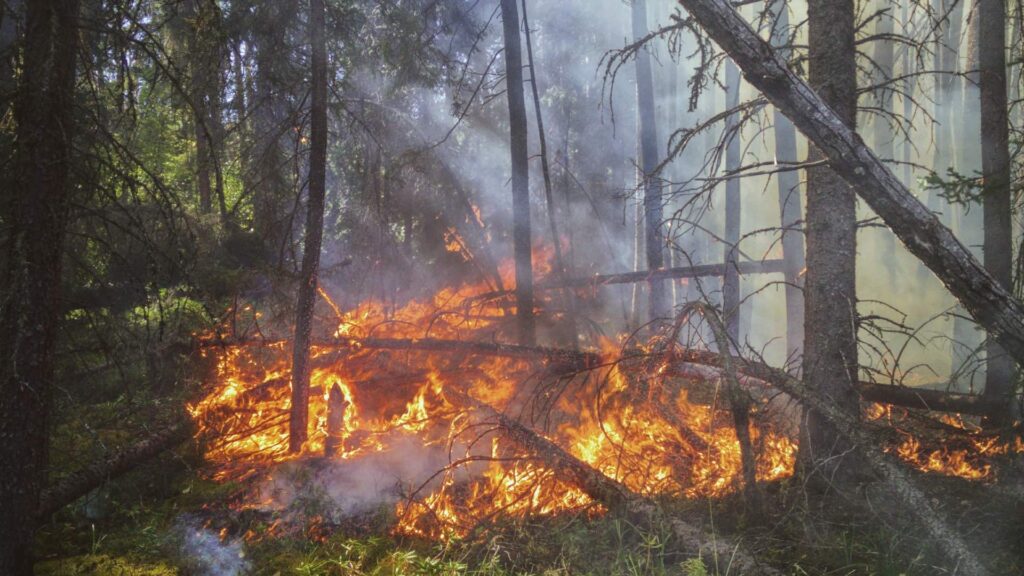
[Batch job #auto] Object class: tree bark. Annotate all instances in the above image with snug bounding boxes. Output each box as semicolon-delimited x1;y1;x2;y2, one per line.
799;0;860;479
978;0;1016;424
631;0;669;325
500;0;536;346
0;1;79;572
289;0;329;453
670;0;1024;369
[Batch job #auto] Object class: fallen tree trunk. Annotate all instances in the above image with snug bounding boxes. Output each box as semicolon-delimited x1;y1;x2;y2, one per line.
217;336;1006;415
37;420;191;519
668;361;1007;416
855;382;1005;416
475;259;787;301
671;0;1024;373
443;388;779;575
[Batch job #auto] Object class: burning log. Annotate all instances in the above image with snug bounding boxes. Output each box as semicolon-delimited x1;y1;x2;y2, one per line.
37;420;191;519
210;336;1009;415
337;336;1005;417
443;387;633;508
324;383;349;457
442;387;780;575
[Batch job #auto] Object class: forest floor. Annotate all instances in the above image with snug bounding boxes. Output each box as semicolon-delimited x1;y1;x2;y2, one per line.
31;407;1024;576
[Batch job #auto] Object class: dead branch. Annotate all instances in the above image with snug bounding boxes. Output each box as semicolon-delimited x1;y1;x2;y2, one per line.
672;302;763;518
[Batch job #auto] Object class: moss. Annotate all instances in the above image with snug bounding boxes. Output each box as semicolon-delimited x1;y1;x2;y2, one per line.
35;554;177;576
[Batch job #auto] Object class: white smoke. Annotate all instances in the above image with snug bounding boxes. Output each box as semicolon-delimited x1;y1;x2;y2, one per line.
173;515;250;576
255;437;474;521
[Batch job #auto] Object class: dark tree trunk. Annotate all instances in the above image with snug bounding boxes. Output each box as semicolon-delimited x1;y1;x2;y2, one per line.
723;60;742;345
500;0;536;346
799;0;861;479
978;0;1016;423
188;0;213;214
768;0;805;362
0;0;79;573
671;0;1024;369
289;0;329;453
631;0;668;325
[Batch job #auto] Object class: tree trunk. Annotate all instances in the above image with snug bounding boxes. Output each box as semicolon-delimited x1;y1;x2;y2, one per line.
952;0;984;389
799;0;861;479
632;0;669;325
188;0;213;214
500;0;536;346
768;0;805;362
671;0;1024;369
289;0;329;453
978;0;1016;423
723;60;742;346
0;1;79;573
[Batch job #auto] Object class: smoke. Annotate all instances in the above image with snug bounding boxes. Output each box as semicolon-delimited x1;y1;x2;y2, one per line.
173;515;250;576
254;437;471;522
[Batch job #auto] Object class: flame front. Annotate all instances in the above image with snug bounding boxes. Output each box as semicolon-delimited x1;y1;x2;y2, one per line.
191;252;1010;541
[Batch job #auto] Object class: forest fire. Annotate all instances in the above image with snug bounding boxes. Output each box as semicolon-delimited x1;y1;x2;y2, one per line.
189;253;803;539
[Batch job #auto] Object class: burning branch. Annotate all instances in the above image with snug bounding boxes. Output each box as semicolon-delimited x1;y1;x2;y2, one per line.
668;302;763;518
442;387;781;575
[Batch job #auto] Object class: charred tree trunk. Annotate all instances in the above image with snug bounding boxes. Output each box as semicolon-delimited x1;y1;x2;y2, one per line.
500;0;536;346
799;0;861;480
768;0;805;362
288;0;329;453
978;0;1016;424
632;0;669;325
0;1;79;572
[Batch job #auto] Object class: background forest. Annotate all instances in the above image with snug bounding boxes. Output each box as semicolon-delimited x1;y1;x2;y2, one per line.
1;0;1023;574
